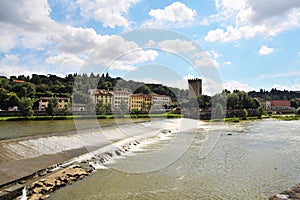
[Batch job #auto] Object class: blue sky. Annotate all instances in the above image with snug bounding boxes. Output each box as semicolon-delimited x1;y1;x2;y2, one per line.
0;0;300;94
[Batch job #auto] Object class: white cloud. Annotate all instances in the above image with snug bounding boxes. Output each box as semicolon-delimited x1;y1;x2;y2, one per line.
77;0;139;28
45;53;85;69
143;2;196;27
224;61;232;65
90;36;158;71
0;0;59;32
0;0;61;52
54;26;111;54
271;83;300;91
205;0;300;42
224;80;255;91
0;65;36;77
193;51;219;67
4;54;19;62
0;34;15;53
260;70;300;79
157;39;196;53
259;45;274;55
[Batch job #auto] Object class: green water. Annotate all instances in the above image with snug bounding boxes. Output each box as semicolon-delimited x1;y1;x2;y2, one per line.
49;120;300;200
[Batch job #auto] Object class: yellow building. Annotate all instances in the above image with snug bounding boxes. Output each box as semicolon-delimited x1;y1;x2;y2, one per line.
130;93;152;111
89;89;113;104
38;97;70;111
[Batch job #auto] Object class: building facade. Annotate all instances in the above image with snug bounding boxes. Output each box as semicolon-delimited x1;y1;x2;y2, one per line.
188;78;202;98
38;97;70;111
89;89;113;105
270;100;290;110
112;90;131;112
150;94;171;111
130;94;152;111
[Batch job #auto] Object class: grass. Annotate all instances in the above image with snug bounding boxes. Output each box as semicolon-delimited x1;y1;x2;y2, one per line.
271;115;300;121
0;113;183;121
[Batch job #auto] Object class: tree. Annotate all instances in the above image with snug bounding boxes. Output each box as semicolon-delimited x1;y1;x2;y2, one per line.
295;108;300;116
141;101;147;113
214;103;224;119
61;103;72;115
242;108;248;119
120;99;128;115
46;97;59;117
18;97;34;117
256;106;266;119
96;100;105;115
134;85;151;94
4;92;20;109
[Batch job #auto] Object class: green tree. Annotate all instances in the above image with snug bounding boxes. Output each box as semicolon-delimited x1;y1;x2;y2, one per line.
61;103;72;115
141;101;147;113
242;108;248;119
96;100;105;115
295;108;300;116
4;92;20;109
120;99;128;115
18;97;34;117
214;103;224;119
46;97;59;117
134;85;151;94
256;106;266;119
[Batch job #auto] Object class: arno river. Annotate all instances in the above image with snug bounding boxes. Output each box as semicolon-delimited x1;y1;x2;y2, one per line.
0;118;299;199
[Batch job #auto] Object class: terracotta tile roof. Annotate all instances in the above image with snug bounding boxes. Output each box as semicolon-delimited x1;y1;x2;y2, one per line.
270;100;290;107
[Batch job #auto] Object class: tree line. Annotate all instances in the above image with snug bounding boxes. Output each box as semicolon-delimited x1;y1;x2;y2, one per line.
1;73;298;117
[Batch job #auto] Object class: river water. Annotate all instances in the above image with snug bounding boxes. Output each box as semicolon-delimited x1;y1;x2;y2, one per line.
46;119;300;200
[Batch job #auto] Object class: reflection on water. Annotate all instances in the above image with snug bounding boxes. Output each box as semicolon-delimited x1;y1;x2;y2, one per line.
49;119;300;200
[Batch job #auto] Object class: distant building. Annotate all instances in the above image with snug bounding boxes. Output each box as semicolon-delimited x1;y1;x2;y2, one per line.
188;78;202;98
270;100;290;110
130;93;152;111
265;100;271;110
72;103;86;112
13;80;25;83
38;97;70;111
150;93;171;111
8;106;19;111
112;90;131;112
89;89;113;104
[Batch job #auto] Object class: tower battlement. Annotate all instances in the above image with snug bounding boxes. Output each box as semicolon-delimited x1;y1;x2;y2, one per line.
188;78;202;98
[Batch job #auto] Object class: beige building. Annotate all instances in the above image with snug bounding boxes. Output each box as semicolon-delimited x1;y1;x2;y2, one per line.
150;94;171;111
112;90;131;111
38;97;70;111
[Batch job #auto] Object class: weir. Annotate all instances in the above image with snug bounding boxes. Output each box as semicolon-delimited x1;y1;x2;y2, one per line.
0;118;192;199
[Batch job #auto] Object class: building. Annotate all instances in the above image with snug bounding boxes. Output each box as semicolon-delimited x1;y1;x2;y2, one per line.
188;78;202;98
150;93;171;111
130;93;152;111
72;103;86;112
265;100;271;110
13;79;25;83
112;90;131;112
270;100;291;110
89;89;113;104
38;97;70;111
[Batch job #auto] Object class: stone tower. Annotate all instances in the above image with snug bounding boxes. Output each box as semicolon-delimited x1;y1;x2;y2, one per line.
188;78;202;98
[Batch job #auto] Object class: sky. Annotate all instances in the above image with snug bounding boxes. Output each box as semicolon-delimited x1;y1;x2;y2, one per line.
0;0;300;94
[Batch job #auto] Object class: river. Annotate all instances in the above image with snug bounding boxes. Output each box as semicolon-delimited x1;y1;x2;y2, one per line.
46;119;299;200
0;118;299;199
